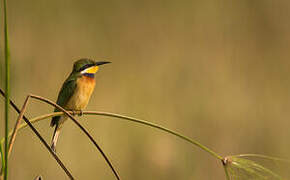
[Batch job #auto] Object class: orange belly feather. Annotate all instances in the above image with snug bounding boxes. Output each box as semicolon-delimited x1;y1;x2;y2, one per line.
66;76;96;110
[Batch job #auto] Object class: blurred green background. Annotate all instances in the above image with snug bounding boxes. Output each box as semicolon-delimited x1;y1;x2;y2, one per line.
1;0;290;179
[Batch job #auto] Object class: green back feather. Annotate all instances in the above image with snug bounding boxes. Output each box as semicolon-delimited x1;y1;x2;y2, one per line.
50;59;96;127
50;73;78;127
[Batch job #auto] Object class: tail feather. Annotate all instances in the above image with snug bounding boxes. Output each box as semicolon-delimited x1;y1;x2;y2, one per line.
50;115;60;127
51;124;60;152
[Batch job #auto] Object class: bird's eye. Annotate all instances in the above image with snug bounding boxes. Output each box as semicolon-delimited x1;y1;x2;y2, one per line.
78;64;91;72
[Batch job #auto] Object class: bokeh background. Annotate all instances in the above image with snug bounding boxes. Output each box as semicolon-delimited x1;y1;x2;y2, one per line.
1;0;290;179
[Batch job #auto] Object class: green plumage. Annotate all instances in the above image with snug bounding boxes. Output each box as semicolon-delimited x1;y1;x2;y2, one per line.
50;58;110;151
50;73;78;127
50;58;96;127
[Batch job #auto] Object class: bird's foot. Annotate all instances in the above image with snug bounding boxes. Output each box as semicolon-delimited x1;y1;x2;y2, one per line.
71;110;83;116
71;110;77;116
78;110;83;116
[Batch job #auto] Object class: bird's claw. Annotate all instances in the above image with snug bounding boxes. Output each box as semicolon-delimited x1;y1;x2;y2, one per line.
78;110;83;116
71;110;77;116
70;110;83;116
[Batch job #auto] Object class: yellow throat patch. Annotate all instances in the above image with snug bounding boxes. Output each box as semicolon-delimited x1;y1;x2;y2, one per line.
83;66;99;74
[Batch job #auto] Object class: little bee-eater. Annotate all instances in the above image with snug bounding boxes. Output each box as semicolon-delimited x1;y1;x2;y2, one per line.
50;58;111;151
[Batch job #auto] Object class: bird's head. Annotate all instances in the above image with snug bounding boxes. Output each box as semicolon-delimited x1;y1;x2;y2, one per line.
72;58;111;76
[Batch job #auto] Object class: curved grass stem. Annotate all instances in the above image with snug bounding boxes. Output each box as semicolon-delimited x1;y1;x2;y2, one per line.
86;111;223;160
0;90;74;179
0;91;120;180
28;95;120;180
1;111;223;161
0;91;223;179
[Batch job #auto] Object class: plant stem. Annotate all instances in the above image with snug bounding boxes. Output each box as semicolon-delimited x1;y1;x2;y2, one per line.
1;111;223;161
8;96;30;157
0;90;74;179
223;164;230;180
3;0;10;178
88;111;223;160
0;90;224;178
232;154;290;163
0;144;4;179
28;95;120;180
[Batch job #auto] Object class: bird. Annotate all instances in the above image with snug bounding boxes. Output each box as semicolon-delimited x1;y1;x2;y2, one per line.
50;58;111;152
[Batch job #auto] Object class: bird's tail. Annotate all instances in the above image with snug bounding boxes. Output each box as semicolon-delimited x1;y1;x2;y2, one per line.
51;124;60;152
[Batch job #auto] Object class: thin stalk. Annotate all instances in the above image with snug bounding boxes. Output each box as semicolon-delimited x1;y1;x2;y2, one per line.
0;115;46;147
0;144;4;179
0;90;223;178
222;159;230;180
0;89;74;179
3;0;10;178
223;166;230;180
8;96;30;156
14;107;74;179
0;143;2;167
232;154;290;163
28;95;120;180
86;111;223;160
1;111;223;161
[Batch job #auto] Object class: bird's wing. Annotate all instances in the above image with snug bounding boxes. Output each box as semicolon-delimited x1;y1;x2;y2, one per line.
50;74;77;127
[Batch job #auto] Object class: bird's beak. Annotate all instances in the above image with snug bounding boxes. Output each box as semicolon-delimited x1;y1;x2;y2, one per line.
95;61;111;66
81;61;111;74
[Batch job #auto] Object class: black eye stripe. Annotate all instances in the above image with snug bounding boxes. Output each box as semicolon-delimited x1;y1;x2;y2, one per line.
78;64;95;72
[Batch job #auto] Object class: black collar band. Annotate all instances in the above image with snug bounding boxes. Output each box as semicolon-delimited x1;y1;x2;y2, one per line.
83;73;95;78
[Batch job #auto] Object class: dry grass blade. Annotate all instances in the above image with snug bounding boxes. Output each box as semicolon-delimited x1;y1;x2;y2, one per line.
28;94;120;180
8;96;30;156
0;89;75;180
222;155;285;180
